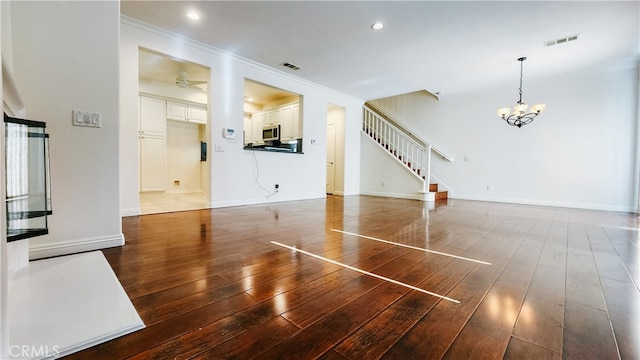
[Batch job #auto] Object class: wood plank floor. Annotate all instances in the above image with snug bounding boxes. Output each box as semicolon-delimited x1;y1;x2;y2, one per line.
67;196;639;359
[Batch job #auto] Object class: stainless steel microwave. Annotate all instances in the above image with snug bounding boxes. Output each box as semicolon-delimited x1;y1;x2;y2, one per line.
262;124;280;141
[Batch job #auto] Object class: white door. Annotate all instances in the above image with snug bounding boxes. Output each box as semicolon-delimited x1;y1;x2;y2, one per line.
326;123;336;194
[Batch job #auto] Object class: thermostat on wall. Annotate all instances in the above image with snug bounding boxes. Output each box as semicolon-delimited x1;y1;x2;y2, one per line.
223;128;236;139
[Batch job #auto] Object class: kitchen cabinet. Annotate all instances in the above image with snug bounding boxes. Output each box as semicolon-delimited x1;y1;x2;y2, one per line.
140;96;166;137
139;136;166;191
250;112;265;143
139;95;166;191
166;101;207;125
188;105;207;124
243;115;252;144
264;110;278;125
292;104;301;138
279;104;300;140
245;103;301;144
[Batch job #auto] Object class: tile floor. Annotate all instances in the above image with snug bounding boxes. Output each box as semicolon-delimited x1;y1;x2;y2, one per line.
139;192;208;215
9;251;144;359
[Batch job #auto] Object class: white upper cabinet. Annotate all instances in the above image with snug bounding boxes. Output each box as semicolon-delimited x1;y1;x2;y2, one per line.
279;106;295;140
250;112;265;143
167;100;207;124
292;104;301;139
264;110;278;125
139;96;166;137
247;103;301;143
166;101;188;121
188;104;207;124
279;104;300;140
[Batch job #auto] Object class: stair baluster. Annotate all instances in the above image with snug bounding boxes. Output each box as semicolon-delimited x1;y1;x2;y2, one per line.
362;105;448;201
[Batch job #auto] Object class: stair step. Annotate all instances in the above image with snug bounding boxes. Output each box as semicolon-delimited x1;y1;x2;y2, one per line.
367;130;448;201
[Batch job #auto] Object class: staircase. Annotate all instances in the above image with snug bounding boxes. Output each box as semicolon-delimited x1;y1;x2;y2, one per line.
430;183;449;201
362;104;452;202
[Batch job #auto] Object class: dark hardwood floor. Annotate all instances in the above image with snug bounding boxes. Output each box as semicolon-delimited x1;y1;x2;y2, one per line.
67;196;639;359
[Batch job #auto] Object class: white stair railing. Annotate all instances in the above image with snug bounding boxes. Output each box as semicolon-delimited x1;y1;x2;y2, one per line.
363;106;430;192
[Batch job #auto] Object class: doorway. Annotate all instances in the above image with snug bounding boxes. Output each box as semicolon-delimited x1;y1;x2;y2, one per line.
326;104;346;195
137;49;210;214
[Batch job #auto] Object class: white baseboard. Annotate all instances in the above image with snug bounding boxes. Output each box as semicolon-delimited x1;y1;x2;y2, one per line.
360;191;422;201
209;194;326;209
165;190;205;194
29;234;125;260
450;194;635;213
121;208;141;217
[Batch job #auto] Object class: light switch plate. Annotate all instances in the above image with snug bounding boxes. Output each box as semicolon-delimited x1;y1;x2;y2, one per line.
72;110;101;128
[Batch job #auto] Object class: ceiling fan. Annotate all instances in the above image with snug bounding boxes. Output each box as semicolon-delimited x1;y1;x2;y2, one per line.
175;71;207;89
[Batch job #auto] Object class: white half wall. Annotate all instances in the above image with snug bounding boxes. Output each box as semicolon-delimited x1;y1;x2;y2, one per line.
368;64;639;212
9;1;124;258
120;18;364;212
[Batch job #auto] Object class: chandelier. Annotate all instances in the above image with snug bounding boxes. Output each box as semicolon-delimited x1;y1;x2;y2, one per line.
497;57;546;128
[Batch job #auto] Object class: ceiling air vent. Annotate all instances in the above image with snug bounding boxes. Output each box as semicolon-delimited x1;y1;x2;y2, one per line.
544;34;579;47
281;62;301;70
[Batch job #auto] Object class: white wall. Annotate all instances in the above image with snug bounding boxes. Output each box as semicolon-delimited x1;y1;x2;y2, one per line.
10;1;123;258
120;18;364;212
366;64;639;212
360;135;424;199
166;121;202;192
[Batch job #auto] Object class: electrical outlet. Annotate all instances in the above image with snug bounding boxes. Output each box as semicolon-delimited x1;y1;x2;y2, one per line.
275;184;279;189
486;185;492;191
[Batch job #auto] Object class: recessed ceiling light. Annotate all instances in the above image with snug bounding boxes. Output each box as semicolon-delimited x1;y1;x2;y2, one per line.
371;22;384;31
187;11;200;21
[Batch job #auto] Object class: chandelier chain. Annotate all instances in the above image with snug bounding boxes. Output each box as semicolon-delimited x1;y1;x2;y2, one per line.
518;59;524;104
497;56;545;128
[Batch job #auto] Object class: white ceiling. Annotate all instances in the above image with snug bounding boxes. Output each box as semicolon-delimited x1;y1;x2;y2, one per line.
123;1;639;101
138;49;209;89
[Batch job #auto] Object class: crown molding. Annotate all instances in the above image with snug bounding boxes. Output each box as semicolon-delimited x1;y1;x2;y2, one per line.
120;16;364;104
